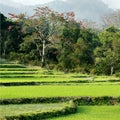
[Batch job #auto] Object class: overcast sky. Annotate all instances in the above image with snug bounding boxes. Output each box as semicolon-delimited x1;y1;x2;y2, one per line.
0;0;120;10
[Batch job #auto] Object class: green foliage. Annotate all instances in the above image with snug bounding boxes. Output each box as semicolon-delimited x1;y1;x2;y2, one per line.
0;13;23;58
1;96;120;106
1;10;120;75
94;26;120;75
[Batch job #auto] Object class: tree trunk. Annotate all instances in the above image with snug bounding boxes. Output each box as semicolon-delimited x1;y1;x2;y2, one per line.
3;48;6;58
111;66;114;75
41;40;45;67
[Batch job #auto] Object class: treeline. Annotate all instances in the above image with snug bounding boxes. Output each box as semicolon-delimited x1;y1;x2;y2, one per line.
0;7;120;75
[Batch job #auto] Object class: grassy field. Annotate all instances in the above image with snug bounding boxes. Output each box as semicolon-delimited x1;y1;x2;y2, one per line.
0;103;66;119
51;106;120;120
0;64;119;83
0;76;119;83
0;62;120;119
0;85;120;99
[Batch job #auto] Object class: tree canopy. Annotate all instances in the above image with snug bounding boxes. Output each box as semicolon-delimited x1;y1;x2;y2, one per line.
0;7;120;76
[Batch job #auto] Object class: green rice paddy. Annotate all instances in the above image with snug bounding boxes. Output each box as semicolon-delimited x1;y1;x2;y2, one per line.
0;63;120;120
51;106;120;120
0;85;120;99
0;103;66;119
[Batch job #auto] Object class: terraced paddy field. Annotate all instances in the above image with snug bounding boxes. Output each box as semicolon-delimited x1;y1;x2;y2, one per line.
0;62;120;119
51;106;120;120
1;85;120;99
0;103;67;119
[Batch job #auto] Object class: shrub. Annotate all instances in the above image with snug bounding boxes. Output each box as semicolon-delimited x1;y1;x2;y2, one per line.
0;96;120;105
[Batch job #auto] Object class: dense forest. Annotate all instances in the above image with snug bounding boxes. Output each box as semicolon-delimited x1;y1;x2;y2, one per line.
0;7;120;75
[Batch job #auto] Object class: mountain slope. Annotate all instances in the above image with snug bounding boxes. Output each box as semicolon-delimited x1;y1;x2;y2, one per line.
0;0;113;24
44;0;113;23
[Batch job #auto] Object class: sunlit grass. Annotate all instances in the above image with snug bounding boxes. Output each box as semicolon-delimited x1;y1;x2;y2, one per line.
51;106;120;120
0;85;120;99
0;103;66;119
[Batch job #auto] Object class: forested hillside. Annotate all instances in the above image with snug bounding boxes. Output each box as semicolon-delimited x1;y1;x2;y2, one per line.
0;7;120;75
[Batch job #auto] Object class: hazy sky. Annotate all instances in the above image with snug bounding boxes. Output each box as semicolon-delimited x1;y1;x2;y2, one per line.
102;0;120;9
0;0;120;10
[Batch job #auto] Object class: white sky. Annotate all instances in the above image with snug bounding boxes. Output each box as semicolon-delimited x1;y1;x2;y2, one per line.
0;0;120;10
12;0;57;5
102;0;120;9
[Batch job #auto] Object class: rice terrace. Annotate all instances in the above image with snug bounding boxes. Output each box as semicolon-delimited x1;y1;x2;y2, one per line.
0;0;120;119
0;59;120;120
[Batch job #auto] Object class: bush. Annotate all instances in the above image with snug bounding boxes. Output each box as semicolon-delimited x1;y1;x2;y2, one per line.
115;72;120;77
0;96;120;105
73;96;120;105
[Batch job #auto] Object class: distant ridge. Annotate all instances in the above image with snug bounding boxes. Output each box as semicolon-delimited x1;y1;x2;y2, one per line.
0;0;113;25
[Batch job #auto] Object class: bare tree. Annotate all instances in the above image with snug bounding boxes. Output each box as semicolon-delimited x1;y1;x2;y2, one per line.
102;10;120;28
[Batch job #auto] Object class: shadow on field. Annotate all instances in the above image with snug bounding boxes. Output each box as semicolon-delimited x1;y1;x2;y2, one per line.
71;76;88;78
77;107;89;114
